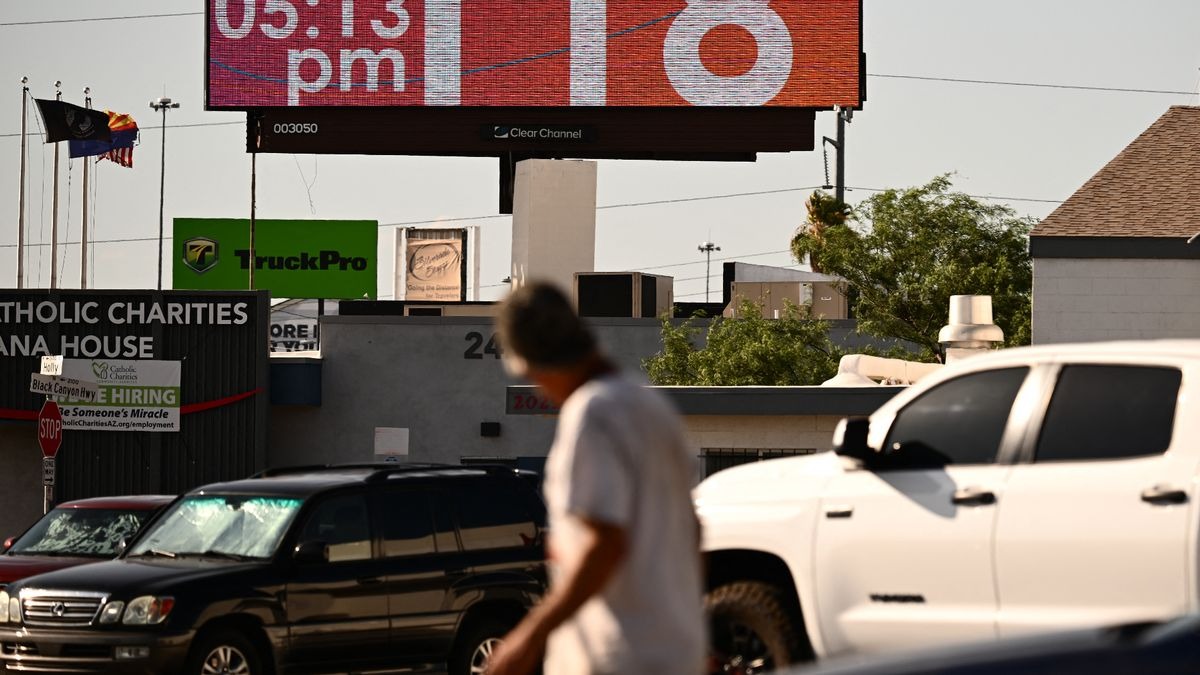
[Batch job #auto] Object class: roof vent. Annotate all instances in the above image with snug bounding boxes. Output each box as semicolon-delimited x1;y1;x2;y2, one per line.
938;295;1004;362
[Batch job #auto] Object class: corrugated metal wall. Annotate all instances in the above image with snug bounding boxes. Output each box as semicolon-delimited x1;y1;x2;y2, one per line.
0;290;269;501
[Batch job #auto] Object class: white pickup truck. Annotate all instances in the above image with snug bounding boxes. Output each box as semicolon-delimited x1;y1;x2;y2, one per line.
696;340;1200;673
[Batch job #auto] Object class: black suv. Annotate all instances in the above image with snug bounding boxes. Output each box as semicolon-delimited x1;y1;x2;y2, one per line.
0;464;547;674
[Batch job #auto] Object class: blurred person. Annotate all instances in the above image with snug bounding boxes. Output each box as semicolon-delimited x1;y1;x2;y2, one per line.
488;281;705;675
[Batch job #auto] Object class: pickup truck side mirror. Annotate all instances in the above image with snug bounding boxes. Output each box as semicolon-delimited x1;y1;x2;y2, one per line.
2;537;13;552
294;540;329;564
832;417;875;466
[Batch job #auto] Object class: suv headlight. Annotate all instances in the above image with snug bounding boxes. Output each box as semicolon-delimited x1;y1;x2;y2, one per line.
0;590;9;623
122;596;174;625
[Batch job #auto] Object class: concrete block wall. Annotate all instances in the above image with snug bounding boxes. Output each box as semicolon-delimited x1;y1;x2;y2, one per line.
1033;258;1200;343
0;426;47;541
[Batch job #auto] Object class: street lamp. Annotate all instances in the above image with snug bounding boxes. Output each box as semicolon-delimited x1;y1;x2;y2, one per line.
698;241;721;302
149;96;180;291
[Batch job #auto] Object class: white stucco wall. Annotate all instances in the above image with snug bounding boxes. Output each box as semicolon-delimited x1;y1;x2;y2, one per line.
1033;258;1200;344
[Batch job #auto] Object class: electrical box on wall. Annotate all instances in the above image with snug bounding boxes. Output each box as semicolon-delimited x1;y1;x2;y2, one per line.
574;272;674;319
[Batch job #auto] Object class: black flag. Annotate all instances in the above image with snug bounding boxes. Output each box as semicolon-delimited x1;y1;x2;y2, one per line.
35;99;111;144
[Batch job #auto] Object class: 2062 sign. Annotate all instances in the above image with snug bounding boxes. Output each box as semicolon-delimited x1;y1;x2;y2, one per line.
506;389;560;415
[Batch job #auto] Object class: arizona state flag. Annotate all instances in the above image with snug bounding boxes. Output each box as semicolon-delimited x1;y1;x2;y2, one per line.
35;99;111;143
69;111;138;168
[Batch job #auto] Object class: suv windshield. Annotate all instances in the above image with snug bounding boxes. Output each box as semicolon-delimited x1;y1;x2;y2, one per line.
128;495;302;561
8;508;151;558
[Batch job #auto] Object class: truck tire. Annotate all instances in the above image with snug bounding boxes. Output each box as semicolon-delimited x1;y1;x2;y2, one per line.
187;629;262;675
706;581;810;674
449;616;514;675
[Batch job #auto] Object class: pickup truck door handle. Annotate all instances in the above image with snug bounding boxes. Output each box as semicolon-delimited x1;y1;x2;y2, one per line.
1141;485;1188;505
824;506;854;519
951;488;996;507
356;577;384;586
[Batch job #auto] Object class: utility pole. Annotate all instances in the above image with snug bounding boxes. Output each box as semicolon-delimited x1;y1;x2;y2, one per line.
698;241;721;303
81;86;91;289
822;106;854;204
50;81;61;290
150;96;180;291
17;76;28;289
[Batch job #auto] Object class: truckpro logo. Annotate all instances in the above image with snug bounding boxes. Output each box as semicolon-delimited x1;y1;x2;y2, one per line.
182;237;219;274
233;249;369;272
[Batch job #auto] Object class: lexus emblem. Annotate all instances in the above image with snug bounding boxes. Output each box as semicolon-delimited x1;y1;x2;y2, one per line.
51;602;66;617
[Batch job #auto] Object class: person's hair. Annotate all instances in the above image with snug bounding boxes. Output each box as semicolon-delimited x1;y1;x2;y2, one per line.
496;281;597;371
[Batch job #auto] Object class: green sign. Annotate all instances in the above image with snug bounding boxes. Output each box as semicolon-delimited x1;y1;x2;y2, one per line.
173;219;377;299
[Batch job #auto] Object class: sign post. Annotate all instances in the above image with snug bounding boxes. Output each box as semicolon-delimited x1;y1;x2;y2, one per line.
37;400;63;513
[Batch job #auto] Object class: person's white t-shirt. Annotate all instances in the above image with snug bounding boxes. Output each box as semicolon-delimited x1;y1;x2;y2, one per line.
542;373;705;675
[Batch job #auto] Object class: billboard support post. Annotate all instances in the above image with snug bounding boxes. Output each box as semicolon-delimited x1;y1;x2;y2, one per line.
835;106;853;204
250;150;257;291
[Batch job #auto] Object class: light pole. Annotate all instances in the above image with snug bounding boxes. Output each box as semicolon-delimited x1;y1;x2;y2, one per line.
698;241;721;302
149;96;180;291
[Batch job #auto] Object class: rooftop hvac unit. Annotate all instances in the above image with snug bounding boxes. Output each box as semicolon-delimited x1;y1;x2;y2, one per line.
574;272;674;318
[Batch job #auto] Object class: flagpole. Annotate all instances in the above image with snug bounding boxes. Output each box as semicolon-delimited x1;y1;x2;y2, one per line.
50;81;61;290
150;96;180;291
81;86;90;289
17;77;28;289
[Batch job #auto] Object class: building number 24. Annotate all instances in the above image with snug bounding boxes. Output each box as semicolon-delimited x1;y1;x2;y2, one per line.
464;332;501;360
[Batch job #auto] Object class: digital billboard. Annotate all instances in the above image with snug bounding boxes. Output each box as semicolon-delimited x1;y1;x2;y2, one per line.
173;218;378;299
207;1;862;109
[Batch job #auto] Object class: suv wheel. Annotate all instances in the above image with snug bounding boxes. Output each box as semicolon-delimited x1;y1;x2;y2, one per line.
706;581;809;675
188;629;261;675
450;617;514;675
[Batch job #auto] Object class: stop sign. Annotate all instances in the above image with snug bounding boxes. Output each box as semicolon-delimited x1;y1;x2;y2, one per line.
37;401;63;458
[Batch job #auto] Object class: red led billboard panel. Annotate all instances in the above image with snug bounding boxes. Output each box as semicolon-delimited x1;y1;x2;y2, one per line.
207;1;862;109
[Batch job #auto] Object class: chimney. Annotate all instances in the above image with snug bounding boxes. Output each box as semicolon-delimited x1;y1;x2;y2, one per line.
938;295;1004;363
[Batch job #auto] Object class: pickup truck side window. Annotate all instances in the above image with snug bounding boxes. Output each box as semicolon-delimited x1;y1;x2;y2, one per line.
881;367;1029;470
1036;365;1181;462
378;490;437;558
299;494;373;562
454;480;539;551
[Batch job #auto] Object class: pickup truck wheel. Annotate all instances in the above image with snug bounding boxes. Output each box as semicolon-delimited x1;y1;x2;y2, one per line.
188;630;261;675
450;616;514;675
706;581;808;675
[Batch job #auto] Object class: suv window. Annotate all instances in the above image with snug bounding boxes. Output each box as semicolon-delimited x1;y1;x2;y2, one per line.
454;480;540;551
378;490;437;558
299;494;372;562
1036;365;1181;462
882;367;1029;469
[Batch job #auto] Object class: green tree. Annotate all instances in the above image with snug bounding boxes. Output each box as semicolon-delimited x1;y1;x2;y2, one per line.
792;175;1033;361
644;300;843;386
802;191;852;273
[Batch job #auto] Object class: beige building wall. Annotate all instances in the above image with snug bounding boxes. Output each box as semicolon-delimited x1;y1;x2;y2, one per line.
683;414;843;452
510;159;597;292
1033;258;1200;343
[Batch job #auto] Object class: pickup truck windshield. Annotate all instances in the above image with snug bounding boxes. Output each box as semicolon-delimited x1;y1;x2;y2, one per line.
128;496;302;560
8;508;150;558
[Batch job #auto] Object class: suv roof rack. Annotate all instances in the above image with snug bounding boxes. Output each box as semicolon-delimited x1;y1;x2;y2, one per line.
251;463;450;479
364;463;528;483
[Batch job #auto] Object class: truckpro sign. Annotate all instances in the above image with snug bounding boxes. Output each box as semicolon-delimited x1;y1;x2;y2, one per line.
173;218;378;299
206;1;863;109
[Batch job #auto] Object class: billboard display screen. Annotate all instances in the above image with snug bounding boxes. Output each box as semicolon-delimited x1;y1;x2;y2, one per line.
207;1;862;109
173;218;378;299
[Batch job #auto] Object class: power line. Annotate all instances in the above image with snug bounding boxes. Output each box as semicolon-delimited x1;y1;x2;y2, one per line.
868;73;1196;97
0;11;201;27
0;120;243;139
0;183;1061;250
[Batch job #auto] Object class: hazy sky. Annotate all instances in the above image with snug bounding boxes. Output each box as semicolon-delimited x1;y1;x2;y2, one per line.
2;1;1198;302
